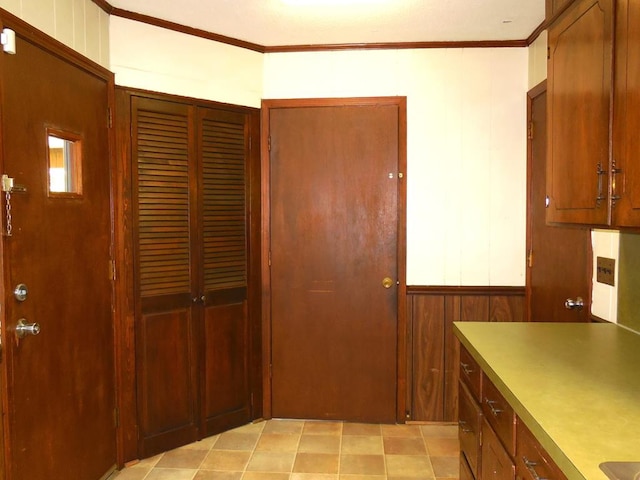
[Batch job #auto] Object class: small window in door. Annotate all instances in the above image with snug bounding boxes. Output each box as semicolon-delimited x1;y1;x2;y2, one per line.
47;129;82;196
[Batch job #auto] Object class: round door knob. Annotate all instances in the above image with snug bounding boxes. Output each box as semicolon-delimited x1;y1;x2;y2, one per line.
564;297;584;310
382;277;394;289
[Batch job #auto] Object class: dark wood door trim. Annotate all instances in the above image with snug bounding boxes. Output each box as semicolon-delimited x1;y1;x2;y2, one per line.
260;97;407;422
526;80;547;322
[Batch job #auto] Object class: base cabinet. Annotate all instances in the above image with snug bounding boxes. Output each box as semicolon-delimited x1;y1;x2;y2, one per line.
458;345;567;480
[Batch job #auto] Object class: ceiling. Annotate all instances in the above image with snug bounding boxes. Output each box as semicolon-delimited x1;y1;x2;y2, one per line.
107;0;546;47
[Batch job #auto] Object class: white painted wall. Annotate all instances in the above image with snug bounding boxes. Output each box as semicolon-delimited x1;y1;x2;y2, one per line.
109;17;264;108
0;0;109;67
527;32;619;322
264;48;529;286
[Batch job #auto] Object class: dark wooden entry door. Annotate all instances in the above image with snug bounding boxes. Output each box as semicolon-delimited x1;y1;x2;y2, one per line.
0;23;116;480
268;101;403;423
527;86;592;322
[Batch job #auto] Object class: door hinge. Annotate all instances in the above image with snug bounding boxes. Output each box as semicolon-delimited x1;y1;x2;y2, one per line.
108;107;113;128
547;46;550;59
527;250;534;268
113;407;119;427
268;250;272;267
268;136;271;152
269;363;273;379
527;121;534;140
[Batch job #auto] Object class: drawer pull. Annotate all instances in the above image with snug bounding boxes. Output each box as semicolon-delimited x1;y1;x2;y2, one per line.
458;420;472;434
524;457;548;480
461;362;474;375
485;398;503;416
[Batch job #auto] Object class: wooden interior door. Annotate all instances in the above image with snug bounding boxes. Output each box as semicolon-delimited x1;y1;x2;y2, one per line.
0;22;116;480
132;96;199;457
527;85;592;322
268;101;403;423
197;106;252;436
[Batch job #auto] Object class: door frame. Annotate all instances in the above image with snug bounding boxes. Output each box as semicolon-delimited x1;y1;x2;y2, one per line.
260;97;408;422
0;6;120;475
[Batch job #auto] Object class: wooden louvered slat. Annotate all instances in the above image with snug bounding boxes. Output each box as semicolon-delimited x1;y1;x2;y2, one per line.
201;117;247;291
136;108;191;298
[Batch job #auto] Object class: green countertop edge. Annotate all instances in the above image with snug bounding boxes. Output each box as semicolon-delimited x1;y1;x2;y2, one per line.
454;323;585;480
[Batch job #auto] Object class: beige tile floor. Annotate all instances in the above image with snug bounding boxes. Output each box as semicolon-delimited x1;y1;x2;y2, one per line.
115;419;459;480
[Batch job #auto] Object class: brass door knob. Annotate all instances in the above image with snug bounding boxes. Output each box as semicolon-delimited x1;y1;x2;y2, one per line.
382;277;394;289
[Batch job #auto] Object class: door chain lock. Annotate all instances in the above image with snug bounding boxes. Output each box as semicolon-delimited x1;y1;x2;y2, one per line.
1;174;27;237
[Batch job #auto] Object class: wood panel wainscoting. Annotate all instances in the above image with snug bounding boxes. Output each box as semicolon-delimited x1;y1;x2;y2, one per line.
405;286;525;423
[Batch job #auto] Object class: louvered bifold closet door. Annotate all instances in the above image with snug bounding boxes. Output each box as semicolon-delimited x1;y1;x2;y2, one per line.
132;97;199;457
197;107;252;436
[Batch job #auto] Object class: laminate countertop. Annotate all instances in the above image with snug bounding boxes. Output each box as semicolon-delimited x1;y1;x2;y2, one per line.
453;322;640;480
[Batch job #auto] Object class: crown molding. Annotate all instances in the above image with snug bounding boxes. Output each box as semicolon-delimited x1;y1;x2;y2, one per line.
92;0;542;53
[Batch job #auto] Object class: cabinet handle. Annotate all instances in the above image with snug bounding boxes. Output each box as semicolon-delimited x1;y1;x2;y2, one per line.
485;398;503;416
596;162;607;206
461;362;473;376
458;420;472;434
611;160;622;206
523;457;548;480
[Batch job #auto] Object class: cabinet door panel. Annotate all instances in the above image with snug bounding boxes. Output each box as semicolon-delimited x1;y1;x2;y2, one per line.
546;0;613;225
613;0;640;226
482;418;515;480
459;381;482;479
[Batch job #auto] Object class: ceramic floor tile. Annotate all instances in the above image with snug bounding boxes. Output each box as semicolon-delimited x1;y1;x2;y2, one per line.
263;420;305;435
156;448;209;469
339;454;386;475
200;450;252;471
338;475;386;480
298;434;341;453
117;419;459;480
420;425;458;439
246;452;296;473
383;437;428;455
193;472;242;480
342;423;382;436
424;438;459;457
255;433;301;452
292;452;340;474
303;421;343;435
215;432;261;451
381;424;422;438
430;456;459;478
291;474;339;480
113;468;150;480
385;455;434;478
341;435;384;455
145;468;199;480
241;473;291;480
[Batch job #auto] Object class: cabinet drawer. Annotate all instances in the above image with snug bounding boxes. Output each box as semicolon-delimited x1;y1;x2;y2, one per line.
516;419;567;480
482;418;515;480
460;346;482;401
482;372;516;456
459;381;482;479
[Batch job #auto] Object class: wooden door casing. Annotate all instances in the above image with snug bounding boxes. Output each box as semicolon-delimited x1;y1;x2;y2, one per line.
546;0;614;225
526;84;592;322
262;98;407;423
0;11;117;479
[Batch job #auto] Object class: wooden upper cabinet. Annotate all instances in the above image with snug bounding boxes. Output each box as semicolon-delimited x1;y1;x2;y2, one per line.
546;0;577;21
612;0;640;226
546;0;614;226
